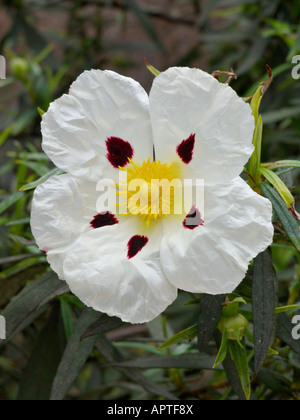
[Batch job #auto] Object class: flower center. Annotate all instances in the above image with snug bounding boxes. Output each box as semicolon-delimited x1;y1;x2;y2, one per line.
118;157;181;227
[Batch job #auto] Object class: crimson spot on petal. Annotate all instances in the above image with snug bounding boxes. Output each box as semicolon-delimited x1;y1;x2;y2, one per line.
183;206;204;230
106;136;134;168
177;134;195;164
127;235;149;259
90;211;119;229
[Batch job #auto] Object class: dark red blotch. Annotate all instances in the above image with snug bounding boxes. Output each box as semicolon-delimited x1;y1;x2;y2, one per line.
183;206;204;230
106;136;134;168
127;235;149;259
90;211;119;229
176;134;195;164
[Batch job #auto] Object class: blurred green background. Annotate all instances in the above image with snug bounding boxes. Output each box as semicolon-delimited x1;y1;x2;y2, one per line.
0;0;299;401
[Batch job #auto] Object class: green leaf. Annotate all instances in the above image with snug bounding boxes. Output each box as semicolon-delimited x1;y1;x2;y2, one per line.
214;331;248;400
19;167;64;191
0;271;69;347
244;328;278;356
250;86;263;125
60;298;74;340
80;313;123;340
108;354;218;370
258;368;290;394
249;115;263;178
262;160;300;170
276;313;300;355
50;308;101;400
0;124;15;147
228;340;251;400
275;304;300;314
114;341;164;355
158;324;198;350
38;107;45;117
197;294;226;351
144;59;161;77
252;249;277;374
0;253;33;265
221;297;247;318
0;191;25;215
260;183;300;252
259;167;295;209
96;335;178;400
248;85;264;184
213;329;228;369
16;160;49;177
0;262;48;307
17;304;66;400
262;107;300;124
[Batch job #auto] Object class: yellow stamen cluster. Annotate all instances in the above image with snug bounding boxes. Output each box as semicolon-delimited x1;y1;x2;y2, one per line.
118;157;181;227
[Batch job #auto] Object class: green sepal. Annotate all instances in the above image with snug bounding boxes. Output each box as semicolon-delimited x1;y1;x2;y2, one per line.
228;339;251;400
213;328;228;369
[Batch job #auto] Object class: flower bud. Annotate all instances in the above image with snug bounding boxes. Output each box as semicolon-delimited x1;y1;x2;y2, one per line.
10;57;30;80
218;313;249;342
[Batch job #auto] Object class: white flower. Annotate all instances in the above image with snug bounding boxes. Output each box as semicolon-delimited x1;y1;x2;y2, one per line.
30;67;274;324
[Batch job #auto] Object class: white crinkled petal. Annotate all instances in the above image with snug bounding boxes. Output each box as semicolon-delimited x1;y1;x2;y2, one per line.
30;173;102;278
62;225;178;324
149;67;255;184
160;177;274;294
31;173;177;323
41;70;153;182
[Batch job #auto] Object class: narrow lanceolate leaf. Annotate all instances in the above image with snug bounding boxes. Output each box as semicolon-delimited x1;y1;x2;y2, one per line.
0;272;68;347
214;331;247;401
276;313;300;355
262;160;300;170
250;86;263;125
252;249;277;374
107;354;217;370
260;183;300;252
158;324;198;350
96;335;178;400
248;86;263;183
259;167;295;209
0;191;25;215
38;107;46;117
249;115;263;178
228;340;251;401
275;304;300;315
144;58;161;77
17;305;66;400
60;298;74;340
50;308;101;400
258;368;290;395
0;262;48;307
198;294;226;351
19;167;64;192
80;313;123;340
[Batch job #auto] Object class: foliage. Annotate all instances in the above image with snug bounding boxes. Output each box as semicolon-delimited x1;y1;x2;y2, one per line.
0;0;299;401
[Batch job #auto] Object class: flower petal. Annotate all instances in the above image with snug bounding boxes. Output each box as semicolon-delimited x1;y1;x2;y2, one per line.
62;225;177;324
30;173;104;278
160;177;274;294
149;67;255;184
42;70;153;182
31;173;177;323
